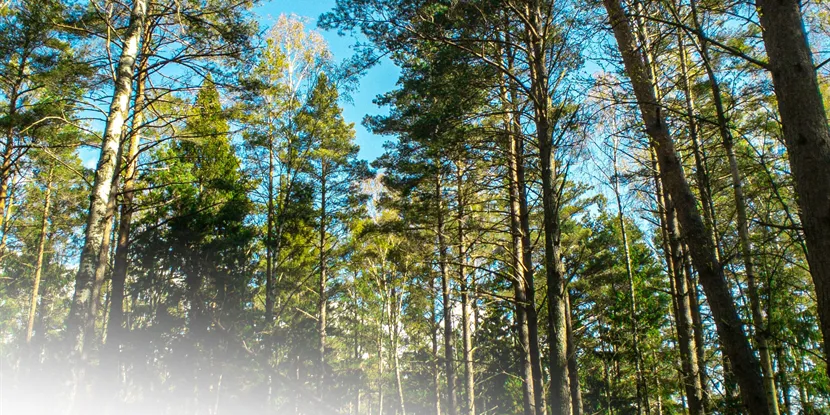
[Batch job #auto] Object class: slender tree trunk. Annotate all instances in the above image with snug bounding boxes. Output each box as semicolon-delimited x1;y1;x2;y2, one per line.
107;37;150;347
499;34;536;414
511;77;547;415
652;150;704;415
612;141;648;414
0;57;26;244
88;151;123;348
66;0;148;355
265;133;275;322
650;349;664;415
437;173;457;415
0;171;15;255
600;317;615;415
754;1;830;372
504;82;536;415
456;163;475;415
526;2;570;412
0;126;15;245
793;350;809;411
776;345;791;415
0;137;14;250
353;286;362;415
432;276;442;415
725;92;780;415
676;27;719;263
684;253;709;410
318;163;328;397
377;299;385;415
672;218;705;415
602;2;769;413
26;166;54;343
687;5;780;411
566;292;583;415
391;285;406;415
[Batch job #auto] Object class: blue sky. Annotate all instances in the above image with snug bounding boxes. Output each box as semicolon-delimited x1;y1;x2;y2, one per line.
256;0;400;163
78;0;398;168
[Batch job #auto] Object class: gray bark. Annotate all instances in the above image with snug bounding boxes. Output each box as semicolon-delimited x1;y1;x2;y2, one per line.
66;0;148;355
107;38;150;347
755;0;830;378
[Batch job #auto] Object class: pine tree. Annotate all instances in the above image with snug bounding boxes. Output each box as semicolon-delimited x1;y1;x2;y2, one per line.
298;72;370;397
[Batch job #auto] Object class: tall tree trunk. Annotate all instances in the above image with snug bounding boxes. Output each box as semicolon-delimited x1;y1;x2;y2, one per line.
377;297;386;415
432;274;442;415
526;2;570;412
600;317;615;415
512;76;547;415
107;36;151;347
793;349;809;411
0;51;27;244
676;26;720;263
353;286;362;415
88;149;123;349
66;0;148;355
265;131;275;322
456;162;475;415
504;82;536;415
612;140;649;414
566;292;583;415
754;1;830;372
318;163;328;397
26;166;53;343
652;149;704;415
602;2;769;413
689;5;780;411
391;285;406;415
500;34;536;415
0;171;15;255
684;251;710;410
776;345;791;415
437;173;457;415
724;71;780;415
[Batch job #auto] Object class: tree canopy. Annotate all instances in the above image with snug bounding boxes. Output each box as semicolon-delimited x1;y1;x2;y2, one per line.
1;1;829;415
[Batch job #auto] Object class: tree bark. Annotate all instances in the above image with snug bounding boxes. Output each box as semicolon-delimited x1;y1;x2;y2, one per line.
755;0;830;378
526;1;570;412
456;163;475;415
504;81;536;415
66;0;148;355
0;38;29;244
653;147;704;415
107;35;151;347
602;1;769;413
391;285;406;415
265;129;275;322
775;345;791;415
318;162;328;397
0;171;15;255
612;140;648;414
566;292;583;415
688;4;780;411
437;173;457;415
26;166;53;343
676;25;720;263
432;274;442;415
512;75;547;415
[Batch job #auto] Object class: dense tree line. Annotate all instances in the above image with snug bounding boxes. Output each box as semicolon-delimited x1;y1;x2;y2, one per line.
0;0;828;414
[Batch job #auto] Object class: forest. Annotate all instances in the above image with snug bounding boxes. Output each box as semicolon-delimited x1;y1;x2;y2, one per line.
1;0;829;414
